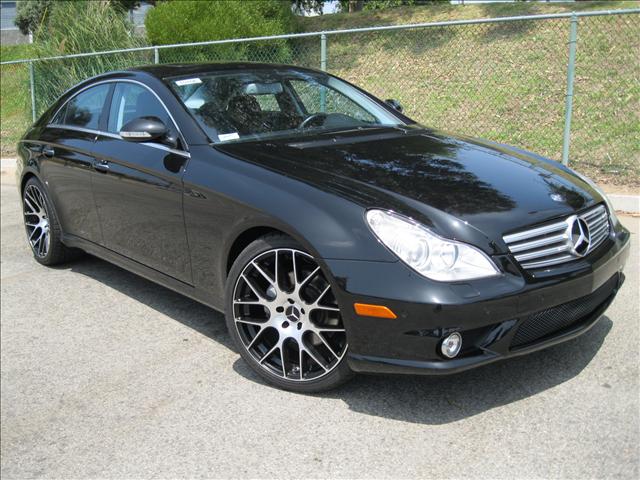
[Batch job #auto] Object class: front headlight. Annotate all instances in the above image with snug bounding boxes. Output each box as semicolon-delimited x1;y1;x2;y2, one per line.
366;209;500;281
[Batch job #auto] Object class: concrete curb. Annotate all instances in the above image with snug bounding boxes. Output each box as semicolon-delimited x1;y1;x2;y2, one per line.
1;158;17;169
608;195;640;214
1;157;639;213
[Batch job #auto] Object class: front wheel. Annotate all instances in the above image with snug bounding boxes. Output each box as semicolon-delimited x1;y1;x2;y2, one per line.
225;234;353;392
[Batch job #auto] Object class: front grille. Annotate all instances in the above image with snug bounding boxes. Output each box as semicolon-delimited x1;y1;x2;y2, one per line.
503;204;610;271
510;274;618;348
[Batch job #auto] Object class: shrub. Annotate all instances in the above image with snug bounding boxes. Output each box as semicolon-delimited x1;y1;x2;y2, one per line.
14;0;53;35
31;0;148;114
145;0;297;63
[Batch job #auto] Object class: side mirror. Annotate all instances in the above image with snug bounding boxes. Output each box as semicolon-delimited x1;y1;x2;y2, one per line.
385;99;403;113
120;116;168;142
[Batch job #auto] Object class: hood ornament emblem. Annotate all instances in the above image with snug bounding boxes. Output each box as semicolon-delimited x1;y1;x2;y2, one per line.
566;216;591;257
550;193;564;202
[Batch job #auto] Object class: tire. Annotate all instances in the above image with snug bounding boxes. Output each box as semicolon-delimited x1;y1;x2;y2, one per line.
22;176;78;266
225;234;354;393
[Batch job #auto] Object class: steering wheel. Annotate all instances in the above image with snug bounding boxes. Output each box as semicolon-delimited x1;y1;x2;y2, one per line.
298;113;328;129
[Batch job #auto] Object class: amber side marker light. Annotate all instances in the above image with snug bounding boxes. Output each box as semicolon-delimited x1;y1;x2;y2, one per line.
354;303;397;319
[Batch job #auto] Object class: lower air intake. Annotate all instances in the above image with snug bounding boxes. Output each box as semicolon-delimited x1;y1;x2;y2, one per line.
511;274;618;348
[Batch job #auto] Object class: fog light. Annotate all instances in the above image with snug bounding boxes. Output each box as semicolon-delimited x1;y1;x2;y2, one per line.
441;332;462;358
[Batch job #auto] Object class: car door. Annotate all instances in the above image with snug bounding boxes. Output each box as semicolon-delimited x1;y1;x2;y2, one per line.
90;81;193;284
35;83;112;244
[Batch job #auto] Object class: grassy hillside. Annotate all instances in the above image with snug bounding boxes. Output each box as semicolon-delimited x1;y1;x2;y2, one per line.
1;1;638;186
296;1;639;31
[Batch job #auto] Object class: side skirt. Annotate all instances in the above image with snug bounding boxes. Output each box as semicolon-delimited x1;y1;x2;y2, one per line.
62;233;224;313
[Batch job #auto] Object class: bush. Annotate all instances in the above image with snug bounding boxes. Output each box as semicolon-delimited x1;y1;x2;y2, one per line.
14;0;53;35
32;0;148;114
145;0;297;63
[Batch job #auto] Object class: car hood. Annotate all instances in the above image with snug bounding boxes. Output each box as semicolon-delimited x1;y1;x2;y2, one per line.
215;127;602;253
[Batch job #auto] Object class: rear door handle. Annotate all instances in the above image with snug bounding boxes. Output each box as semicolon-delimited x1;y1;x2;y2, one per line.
93;160;110;173
42;146;55;158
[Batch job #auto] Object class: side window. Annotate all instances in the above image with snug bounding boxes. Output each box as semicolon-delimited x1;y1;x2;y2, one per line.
107;83;173;134
61;84;110;129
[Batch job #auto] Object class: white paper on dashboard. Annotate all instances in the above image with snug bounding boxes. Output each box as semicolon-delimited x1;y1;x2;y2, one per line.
175;78;203;86
218;132;240;141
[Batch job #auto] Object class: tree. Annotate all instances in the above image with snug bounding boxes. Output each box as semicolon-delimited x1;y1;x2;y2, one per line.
362;0;416;11
14;0;149;35
337;0;420;13
349;0;364;12
14;0;52;35
291;0;326;15
337;0;363;13
336;0;366;13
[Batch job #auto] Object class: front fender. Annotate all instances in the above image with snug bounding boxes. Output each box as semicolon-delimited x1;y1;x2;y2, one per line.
182;146;398;307
185;146;397;257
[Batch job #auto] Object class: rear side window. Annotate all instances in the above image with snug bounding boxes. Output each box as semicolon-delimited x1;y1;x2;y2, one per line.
107;83;173;133
61;84;110;129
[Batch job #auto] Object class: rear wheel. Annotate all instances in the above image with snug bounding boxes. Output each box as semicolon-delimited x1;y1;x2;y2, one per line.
22;176;76;265
225;234;353;392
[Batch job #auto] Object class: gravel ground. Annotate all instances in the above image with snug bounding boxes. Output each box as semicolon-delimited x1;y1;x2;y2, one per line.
1;174;638;479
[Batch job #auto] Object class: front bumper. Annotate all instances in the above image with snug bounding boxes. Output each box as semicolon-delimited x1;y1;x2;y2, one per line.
325;223;630;375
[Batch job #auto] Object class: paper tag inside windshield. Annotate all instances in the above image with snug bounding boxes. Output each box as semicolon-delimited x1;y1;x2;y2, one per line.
219;132;240;141
175;78;202;86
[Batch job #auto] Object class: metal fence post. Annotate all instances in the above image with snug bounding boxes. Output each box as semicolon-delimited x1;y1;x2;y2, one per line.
320;33;327;112
561;13;578;166
154;47;159;64
29;61;36;122
320;33;327;71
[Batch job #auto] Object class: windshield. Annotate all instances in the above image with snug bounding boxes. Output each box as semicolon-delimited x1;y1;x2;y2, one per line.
168;69;404;143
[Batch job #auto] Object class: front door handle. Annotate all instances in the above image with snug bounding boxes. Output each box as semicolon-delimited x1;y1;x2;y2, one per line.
93;160;110;173
42;146;55;158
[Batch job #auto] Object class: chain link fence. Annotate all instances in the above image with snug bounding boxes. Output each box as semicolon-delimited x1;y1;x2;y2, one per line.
1;9;638;184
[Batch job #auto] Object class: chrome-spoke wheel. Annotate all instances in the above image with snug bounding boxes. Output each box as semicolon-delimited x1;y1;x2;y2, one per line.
233;248;347;382
23;184;50;258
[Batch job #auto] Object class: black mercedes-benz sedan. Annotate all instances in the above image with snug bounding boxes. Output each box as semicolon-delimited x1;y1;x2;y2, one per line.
17;63;630;392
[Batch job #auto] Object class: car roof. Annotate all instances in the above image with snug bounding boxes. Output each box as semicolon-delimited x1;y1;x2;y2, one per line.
128;62;324;80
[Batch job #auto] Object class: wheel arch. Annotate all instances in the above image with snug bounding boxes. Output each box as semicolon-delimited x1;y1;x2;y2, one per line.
19;170;67;244
20;171;38;195
221;219;332;285
225;225;286;275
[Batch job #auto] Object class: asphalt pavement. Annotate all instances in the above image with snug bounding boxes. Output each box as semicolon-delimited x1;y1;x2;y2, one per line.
1;173;638;479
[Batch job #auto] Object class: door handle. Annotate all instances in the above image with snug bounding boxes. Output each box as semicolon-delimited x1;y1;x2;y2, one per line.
93;160;110;173
42;146;55;158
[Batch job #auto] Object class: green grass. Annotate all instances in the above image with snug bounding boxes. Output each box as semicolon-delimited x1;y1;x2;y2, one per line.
0;44;34;156
0;44;35;62
1;1;638;186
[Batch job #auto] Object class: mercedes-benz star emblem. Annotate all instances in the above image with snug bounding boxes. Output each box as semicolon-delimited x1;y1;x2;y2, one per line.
568;216;590;256
285;305;301;322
